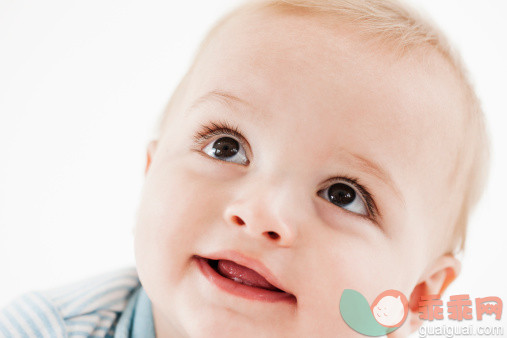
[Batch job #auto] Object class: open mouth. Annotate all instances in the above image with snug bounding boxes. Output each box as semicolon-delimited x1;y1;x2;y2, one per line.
194;256;297;304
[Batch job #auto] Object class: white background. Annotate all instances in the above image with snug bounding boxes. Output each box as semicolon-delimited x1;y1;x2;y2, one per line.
0;0;505;335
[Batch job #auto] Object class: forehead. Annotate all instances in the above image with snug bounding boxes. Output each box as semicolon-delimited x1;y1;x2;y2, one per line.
189;6;466;130
179;7;466;248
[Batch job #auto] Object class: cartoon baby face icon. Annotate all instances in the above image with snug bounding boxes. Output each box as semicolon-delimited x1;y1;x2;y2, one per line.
371;290;409;327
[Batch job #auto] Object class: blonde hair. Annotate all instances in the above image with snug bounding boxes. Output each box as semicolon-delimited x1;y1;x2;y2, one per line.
154;0;490;255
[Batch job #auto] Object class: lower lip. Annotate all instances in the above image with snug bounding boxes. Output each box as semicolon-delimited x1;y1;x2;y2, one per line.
194;256;296;304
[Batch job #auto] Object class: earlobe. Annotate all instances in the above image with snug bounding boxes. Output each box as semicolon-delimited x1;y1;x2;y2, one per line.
406;254;461;332
145;140;159;176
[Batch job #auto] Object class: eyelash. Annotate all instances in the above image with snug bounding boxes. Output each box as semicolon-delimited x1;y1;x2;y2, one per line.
193;120;245;144
192;120;380;222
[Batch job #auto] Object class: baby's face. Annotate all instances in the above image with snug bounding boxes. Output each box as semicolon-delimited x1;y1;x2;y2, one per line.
134;7;465;337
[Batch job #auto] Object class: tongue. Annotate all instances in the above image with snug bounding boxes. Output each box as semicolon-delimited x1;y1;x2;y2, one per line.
217;259;280;291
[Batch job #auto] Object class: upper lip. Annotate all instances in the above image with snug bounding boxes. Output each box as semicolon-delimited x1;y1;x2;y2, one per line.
196;249;293;295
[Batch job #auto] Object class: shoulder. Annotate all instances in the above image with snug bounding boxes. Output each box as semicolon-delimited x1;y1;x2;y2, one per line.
0;266;140;337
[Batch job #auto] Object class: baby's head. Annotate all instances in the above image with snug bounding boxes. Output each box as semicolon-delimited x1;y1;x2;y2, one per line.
133;0;490;336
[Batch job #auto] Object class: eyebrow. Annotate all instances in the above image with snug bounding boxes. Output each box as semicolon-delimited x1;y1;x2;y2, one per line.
187;90;405;205
340;150;405;206
187;90;253;115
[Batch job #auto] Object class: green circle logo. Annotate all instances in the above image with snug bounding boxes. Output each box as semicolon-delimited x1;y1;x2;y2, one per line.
340;289;409;336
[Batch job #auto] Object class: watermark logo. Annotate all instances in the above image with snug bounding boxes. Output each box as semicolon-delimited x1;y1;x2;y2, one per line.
340;290;503;337
417;294;504;337
419;324;504;337
340;289;409;336
418;294;502;321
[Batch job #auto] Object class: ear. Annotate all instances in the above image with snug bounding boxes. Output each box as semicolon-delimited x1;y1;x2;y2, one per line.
145;140;158;176
406;254;461;333
133;139;159;239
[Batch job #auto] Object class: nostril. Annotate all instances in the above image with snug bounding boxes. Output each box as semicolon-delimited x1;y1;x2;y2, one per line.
267;231;280;240
232;215;245;226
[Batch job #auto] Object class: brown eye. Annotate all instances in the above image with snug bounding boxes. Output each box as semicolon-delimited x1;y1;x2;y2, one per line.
202;136;248;165
328;183;355;206
318;181;368;216
212;137;239;158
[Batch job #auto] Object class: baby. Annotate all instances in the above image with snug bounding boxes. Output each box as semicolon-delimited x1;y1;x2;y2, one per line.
0;0;490;337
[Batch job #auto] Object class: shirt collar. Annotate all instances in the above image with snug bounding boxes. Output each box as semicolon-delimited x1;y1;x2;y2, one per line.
115;286;156;338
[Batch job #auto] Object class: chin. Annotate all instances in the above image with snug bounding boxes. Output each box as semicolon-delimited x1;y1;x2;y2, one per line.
183;314;279;338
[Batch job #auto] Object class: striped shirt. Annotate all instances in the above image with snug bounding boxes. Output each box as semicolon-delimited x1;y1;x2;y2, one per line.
0;267;147;337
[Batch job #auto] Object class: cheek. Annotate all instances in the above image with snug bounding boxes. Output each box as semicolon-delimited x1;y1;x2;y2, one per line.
330;241;414;302
134;159;227;284
290;239;407;335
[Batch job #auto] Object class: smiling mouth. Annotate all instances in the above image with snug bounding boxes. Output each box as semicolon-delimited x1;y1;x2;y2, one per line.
194;256;297;304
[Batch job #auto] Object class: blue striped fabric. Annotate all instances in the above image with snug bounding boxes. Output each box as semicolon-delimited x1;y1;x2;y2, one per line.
0;267;141;338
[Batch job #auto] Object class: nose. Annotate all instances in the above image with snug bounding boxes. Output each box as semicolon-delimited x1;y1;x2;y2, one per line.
223;180;303;248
